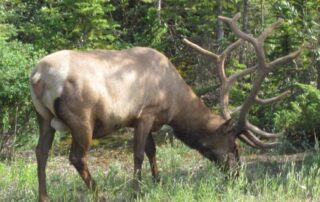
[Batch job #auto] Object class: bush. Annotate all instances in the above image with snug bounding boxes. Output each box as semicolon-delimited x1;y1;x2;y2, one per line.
274;83;320;148
0;39;45;156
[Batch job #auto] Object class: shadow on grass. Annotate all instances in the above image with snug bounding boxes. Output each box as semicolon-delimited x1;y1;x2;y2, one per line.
55;126;174;156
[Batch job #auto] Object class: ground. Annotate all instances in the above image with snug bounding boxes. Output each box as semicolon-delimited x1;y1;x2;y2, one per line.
1;129;320;201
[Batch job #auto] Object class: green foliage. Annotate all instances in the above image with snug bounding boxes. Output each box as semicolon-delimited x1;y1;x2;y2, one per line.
129;4;168;50
0;1;18;40
0;39;45;144
228;58;252;106
274;83;320;145
6;0;122;51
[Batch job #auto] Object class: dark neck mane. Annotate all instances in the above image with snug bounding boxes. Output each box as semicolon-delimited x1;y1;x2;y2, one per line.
169;88;225;160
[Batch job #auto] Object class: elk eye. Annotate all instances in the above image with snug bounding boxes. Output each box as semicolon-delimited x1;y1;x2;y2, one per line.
202;142;208;147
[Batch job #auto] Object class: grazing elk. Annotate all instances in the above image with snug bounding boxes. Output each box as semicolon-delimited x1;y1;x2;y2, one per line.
30;13;301;201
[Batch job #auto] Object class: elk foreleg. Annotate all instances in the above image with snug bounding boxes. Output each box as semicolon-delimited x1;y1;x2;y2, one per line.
145;134;159;182
133;115;155;196
36;114;55;202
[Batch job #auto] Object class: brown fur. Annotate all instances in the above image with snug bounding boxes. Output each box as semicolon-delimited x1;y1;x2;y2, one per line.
30;47;239;201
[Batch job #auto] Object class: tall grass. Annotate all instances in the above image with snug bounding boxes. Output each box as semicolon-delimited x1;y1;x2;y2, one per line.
1;140;320;201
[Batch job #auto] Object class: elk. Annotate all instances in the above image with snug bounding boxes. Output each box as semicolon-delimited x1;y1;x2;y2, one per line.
30;13;301;201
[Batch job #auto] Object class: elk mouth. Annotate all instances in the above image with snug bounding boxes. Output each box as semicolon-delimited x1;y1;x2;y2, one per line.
203;150;240;174
203;151;225;163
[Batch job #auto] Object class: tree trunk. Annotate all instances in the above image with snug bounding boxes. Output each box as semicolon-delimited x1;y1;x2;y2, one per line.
260;0;264;26
239;0;249;64
157;0;162;24
216;0;224;43
316;61;320;89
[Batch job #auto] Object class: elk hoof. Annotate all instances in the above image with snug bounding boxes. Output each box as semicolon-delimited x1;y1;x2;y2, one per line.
153;174;161;183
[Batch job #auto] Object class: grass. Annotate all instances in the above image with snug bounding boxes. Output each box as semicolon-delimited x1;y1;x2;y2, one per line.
1;138;320;201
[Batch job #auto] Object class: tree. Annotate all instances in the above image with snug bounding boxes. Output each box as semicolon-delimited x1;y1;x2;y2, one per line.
5;0;122;51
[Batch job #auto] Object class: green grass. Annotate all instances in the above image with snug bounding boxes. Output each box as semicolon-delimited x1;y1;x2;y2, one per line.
1;140;320;201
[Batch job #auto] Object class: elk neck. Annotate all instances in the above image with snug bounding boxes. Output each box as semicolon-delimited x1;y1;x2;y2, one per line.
169;86;226;150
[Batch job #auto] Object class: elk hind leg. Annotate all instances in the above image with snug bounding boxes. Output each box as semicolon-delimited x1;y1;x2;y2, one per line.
55;99;97;195
36;113;55;202
69;129;96;192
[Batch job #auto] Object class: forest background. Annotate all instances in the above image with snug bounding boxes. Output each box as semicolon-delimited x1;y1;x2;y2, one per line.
0;0;320;156
2;0;320;201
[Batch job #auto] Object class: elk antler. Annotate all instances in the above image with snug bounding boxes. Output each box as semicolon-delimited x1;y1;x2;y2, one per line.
183;13;302;149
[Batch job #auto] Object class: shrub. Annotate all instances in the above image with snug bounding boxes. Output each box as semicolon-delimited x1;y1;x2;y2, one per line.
0;39;45;156
274;83;320;148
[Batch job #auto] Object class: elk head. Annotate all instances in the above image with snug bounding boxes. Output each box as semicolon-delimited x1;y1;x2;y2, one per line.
183;13;302;167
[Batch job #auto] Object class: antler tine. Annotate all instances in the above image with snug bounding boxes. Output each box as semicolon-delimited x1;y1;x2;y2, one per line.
219;13;268;69
236;73;265;131
228;64;258;85
182;38;220;61
246;121;282;138
221;39;243;56
255;90;290;105
223;64;258;118
218;12;241;26
218;39;243;84
219;13;258;48
219;39;244;119
258;19;284;42
240;90;289;139
221;64;257;119
269;48;301;69
238;134;260;148
240;131;280;149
